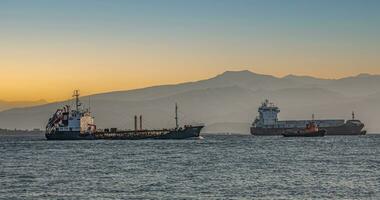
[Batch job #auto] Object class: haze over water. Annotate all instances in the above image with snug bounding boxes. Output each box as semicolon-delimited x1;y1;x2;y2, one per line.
1;134;379;199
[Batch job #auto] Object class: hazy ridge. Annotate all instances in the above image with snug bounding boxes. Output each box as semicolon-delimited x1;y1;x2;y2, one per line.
0;70;379;133
0;100;48;112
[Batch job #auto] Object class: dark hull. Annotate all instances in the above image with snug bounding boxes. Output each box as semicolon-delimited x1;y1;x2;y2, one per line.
282;130;326;137
45;131;95;140
46;126;204;140
252;123;365;136
324;125;365;135
95;130;169;140
155;126;203;139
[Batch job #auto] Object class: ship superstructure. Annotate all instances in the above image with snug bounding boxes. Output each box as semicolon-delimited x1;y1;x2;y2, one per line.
251;99;366;135
45;90;96;140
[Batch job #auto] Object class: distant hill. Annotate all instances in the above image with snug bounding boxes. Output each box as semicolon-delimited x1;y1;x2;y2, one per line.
0;70;379;133
0;99;48;112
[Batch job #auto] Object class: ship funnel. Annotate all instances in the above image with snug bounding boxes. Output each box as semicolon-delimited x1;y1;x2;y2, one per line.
139;115;143;130
134;115;138;131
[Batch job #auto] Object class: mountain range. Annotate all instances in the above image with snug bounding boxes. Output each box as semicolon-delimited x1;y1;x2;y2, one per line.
0;70;379;133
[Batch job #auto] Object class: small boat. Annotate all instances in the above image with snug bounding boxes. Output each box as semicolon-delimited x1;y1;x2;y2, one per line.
282;120;326;137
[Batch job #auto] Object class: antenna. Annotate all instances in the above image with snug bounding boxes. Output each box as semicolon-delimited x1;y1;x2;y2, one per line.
352;111;355;120
175;103;179;129
88;96;91;113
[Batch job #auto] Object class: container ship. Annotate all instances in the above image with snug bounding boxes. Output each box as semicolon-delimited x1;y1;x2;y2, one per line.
45;90;204;140
250;99;366;136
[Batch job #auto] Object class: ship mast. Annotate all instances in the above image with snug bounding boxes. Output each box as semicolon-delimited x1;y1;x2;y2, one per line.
175;103;179;129
88;96;91;113
73;90;81;112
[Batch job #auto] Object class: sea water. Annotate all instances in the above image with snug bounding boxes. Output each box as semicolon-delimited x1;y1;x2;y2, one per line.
0;133;379;199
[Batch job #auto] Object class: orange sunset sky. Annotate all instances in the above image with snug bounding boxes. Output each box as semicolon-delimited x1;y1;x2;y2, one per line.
1;1;379;101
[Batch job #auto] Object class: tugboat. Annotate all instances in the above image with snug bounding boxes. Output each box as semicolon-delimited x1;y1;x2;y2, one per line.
282;115;326;137
154;104;204;139
45;90;96;140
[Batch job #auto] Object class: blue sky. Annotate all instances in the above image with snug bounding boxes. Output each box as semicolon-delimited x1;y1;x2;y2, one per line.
1;0;380;100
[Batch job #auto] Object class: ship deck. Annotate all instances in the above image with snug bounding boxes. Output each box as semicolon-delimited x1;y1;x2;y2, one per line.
95;129;170;140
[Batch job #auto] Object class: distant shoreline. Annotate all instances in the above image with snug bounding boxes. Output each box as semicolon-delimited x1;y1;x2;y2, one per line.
0;129;378;136
0;129;44;135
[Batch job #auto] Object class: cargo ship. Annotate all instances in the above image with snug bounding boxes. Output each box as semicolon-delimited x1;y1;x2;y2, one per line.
45;90;204;140
251;99;366;136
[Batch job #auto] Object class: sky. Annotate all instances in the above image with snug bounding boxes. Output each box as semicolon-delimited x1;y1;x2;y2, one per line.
1;0;380;101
